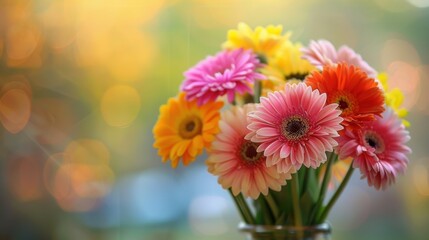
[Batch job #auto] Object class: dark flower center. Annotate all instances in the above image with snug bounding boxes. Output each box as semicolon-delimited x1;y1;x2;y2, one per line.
257;54;268;64
282;115;309;141
364;131;385;153
285;72;309;81
366;137;377;148
287;120;305;134
186;121;196;132
245;144;258;159
179;115;202;139
240;140;263;164
333;93;357;115
338;99;349;110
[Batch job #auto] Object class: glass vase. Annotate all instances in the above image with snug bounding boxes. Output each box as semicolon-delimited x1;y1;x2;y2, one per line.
238;222;331;240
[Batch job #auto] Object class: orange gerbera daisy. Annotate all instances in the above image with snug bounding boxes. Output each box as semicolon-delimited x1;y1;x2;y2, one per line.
153;92;223;168
305;63;384;128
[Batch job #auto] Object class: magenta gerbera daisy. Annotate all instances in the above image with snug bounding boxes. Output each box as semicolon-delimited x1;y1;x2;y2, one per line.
246;83;343;173
206;105;290;199
337;108;411;190
301;39;377;78
181;49;265;105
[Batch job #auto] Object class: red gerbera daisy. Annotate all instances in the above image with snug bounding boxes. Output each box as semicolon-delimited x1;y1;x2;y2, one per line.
305;63;384;128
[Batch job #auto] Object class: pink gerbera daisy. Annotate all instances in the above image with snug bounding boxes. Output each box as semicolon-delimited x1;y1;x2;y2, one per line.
301;39;377;78
337;108;411;190
206;105;290;199
181;49;265;105
246;83;343;173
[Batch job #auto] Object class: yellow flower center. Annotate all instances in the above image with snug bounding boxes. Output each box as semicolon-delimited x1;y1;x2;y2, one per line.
179;115;202;139
239;140;263;164
281;115;309;141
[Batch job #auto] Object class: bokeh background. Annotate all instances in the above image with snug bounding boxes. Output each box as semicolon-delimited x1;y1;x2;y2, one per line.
0;0;428;239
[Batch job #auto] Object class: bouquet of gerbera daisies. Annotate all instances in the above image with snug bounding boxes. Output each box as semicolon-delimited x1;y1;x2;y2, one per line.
153;23;411;230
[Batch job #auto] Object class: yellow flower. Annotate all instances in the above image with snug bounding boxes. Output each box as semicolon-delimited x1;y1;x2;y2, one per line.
378;72;410;127
234;66;286;101
223;22;290;59
259;40;316;96
153;93;223;168
270;41;316;81
259;65;286;96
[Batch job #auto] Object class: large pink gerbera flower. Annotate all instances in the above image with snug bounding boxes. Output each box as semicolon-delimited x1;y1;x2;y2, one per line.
246;83;343;173
206;105;290;199
301;40;377;78
181;49;265;105
337;108;411;190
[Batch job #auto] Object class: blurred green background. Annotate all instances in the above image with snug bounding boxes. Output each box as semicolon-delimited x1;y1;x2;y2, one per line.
0;0;428;239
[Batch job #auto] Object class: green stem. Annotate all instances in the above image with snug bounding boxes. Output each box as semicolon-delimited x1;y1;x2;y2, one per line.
312;152;336;223
301;167;309;197
233;190;256;224
257;197;273;225
264;192;279;220
253;80;262;103
229;189;249;223
291;174;302;227
318;163;355;223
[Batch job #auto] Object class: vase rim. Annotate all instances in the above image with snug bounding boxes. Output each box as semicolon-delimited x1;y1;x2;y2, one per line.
238;222;331;234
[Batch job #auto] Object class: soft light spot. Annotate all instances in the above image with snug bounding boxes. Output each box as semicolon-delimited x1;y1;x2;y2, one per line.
76;0;166;26
64;139;110;165
414;65;429;115
381;39;421;68
0;75;32;133
74;0;163;68
52;164;76;200
40;0;77;50
6;43;43;68
189;196;229;236
70;164;114;198
375;0;413;12
2;0;32;23
5;22;41;61
386;61;420;109
0;89;31;134
0;74;32;97
43;151;115;212
75;25;112;67
101;85;141;127
7;155;43;202
53;163;113;212
413;163;429;196
106;31;156;81
407;0;429;8
5;21;44;68
28;98;76;145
